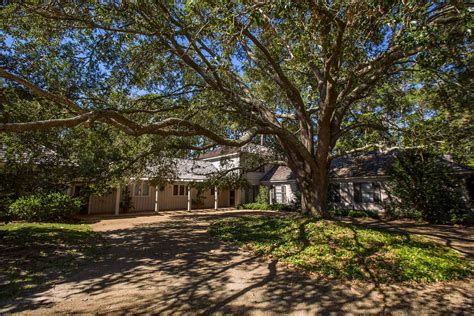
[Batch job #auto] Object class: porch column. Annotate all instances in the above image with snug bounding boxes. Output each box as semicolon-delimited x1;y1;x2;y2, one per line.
214;186;218;209
187;185;191;211
269;186;273;204
115;186;121;216
154;186;159;212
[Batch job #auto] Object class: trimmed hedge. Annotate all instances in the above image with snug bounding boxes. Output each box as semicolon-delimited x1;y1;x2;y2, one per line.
9;193;81;222
239;202;296;212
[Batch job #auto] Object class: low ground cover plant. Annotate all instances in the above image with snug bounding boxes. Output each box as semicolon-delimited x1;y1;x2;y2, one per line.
329;208;380;219
209;216;471;283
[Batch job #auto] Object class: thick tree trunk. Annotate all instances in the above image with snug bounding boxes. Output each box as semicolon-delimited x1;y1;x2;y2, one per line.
284;147;331;219
277;117;333;218
313;165;330;218
297;165;331;218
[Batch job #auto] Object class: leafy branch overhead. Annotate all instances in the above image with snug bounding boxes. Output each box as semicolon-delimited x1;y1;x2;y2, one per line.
0;1;471;217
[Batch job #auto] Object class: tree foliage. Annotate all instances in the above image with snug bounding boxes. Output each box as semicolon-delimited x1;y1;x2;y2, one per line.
0;1;471;217
387;150;469;224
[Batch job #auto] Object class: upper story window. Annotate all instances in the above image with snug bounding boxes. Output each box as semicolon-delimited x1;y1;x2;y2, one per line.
173;184;188;196
134;181;149;197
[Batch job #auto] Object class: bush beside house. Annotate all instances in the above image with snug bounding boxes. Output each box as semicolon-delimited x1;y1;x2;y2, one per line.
239;185;298;211
239;202;296;212
386;151;470;224
8;193;81;222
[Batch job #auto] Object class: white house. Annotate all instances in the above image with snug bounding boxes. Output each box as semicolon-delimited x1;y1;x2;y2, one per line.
70;146;473;215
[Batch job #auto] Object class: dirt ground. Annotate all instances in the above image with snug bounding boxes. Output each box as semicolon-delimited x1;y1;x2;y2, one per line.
1;209;473;315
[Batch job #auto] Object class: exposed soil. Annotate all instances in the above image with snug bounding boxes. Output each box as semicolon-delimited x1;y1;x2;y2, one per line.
1;209;473;314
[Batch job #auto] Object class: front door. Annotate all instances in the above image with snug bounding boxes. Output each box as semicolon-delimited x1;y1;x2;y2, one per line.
229;190;235;207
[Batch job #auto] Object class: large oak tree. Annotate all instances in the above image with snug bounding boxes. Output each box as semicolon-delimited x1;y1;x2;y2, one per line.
0;1;471;217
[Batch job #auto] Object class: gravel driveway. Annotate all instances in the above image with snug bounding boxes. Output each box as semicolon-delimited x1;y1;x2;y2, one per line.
2;209;473;314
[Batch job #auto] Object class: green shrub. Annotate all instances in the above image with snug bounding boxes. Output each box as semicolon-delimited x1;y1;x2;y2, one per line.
9;193;81;222
239;202;271;210
0;194;14;223
388;150;469;224
384;204;423;220
330;208;380;219
255;186;269;204
239;202;297;212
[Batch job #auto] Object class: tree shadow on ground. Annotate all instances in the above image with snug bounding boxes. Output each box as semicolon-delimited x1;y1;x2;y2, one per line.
344;217;474;262
0;210;472;314
0;225;102;301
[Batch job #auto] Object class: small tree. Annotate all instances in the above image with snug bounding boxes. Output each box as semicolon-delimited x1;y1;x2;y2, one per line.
256;186;269;204
387;151;468;224
191;182;206;208
120;186;134;213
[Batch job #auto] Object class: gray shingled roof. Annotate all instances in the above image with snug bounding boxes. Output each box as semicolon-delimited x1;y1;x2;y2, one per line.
198;143;272;159
174;159;218;180
261;150;472;182
261;166;295;182
198;146;239;159
146;158;218;181
330;150;398;178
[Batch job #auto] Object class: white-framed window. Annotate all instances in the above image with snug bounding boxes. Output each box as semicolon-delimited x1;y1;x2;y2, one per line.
133;181;150;197
353;182;381;203
273;185;287;204
173;184;188;196
281;185;287;204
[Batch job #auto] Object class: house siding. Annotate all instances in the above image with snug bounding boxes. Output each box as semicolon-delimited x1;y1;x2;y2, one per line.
87;177;391;214
89;189;117;214
262;178;389;213
132;185;156;211
218;189;230;207
330;178;390;212
88;182;233;213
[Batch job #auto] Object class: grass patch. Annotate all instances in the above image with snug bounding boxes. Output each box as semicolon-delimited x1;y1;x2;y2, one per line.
209;216;472;283
0;222;103;298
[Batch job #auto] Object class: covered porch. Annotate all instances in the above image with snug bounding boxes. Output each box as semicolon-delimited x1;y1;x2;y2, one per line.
84;181;241;215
